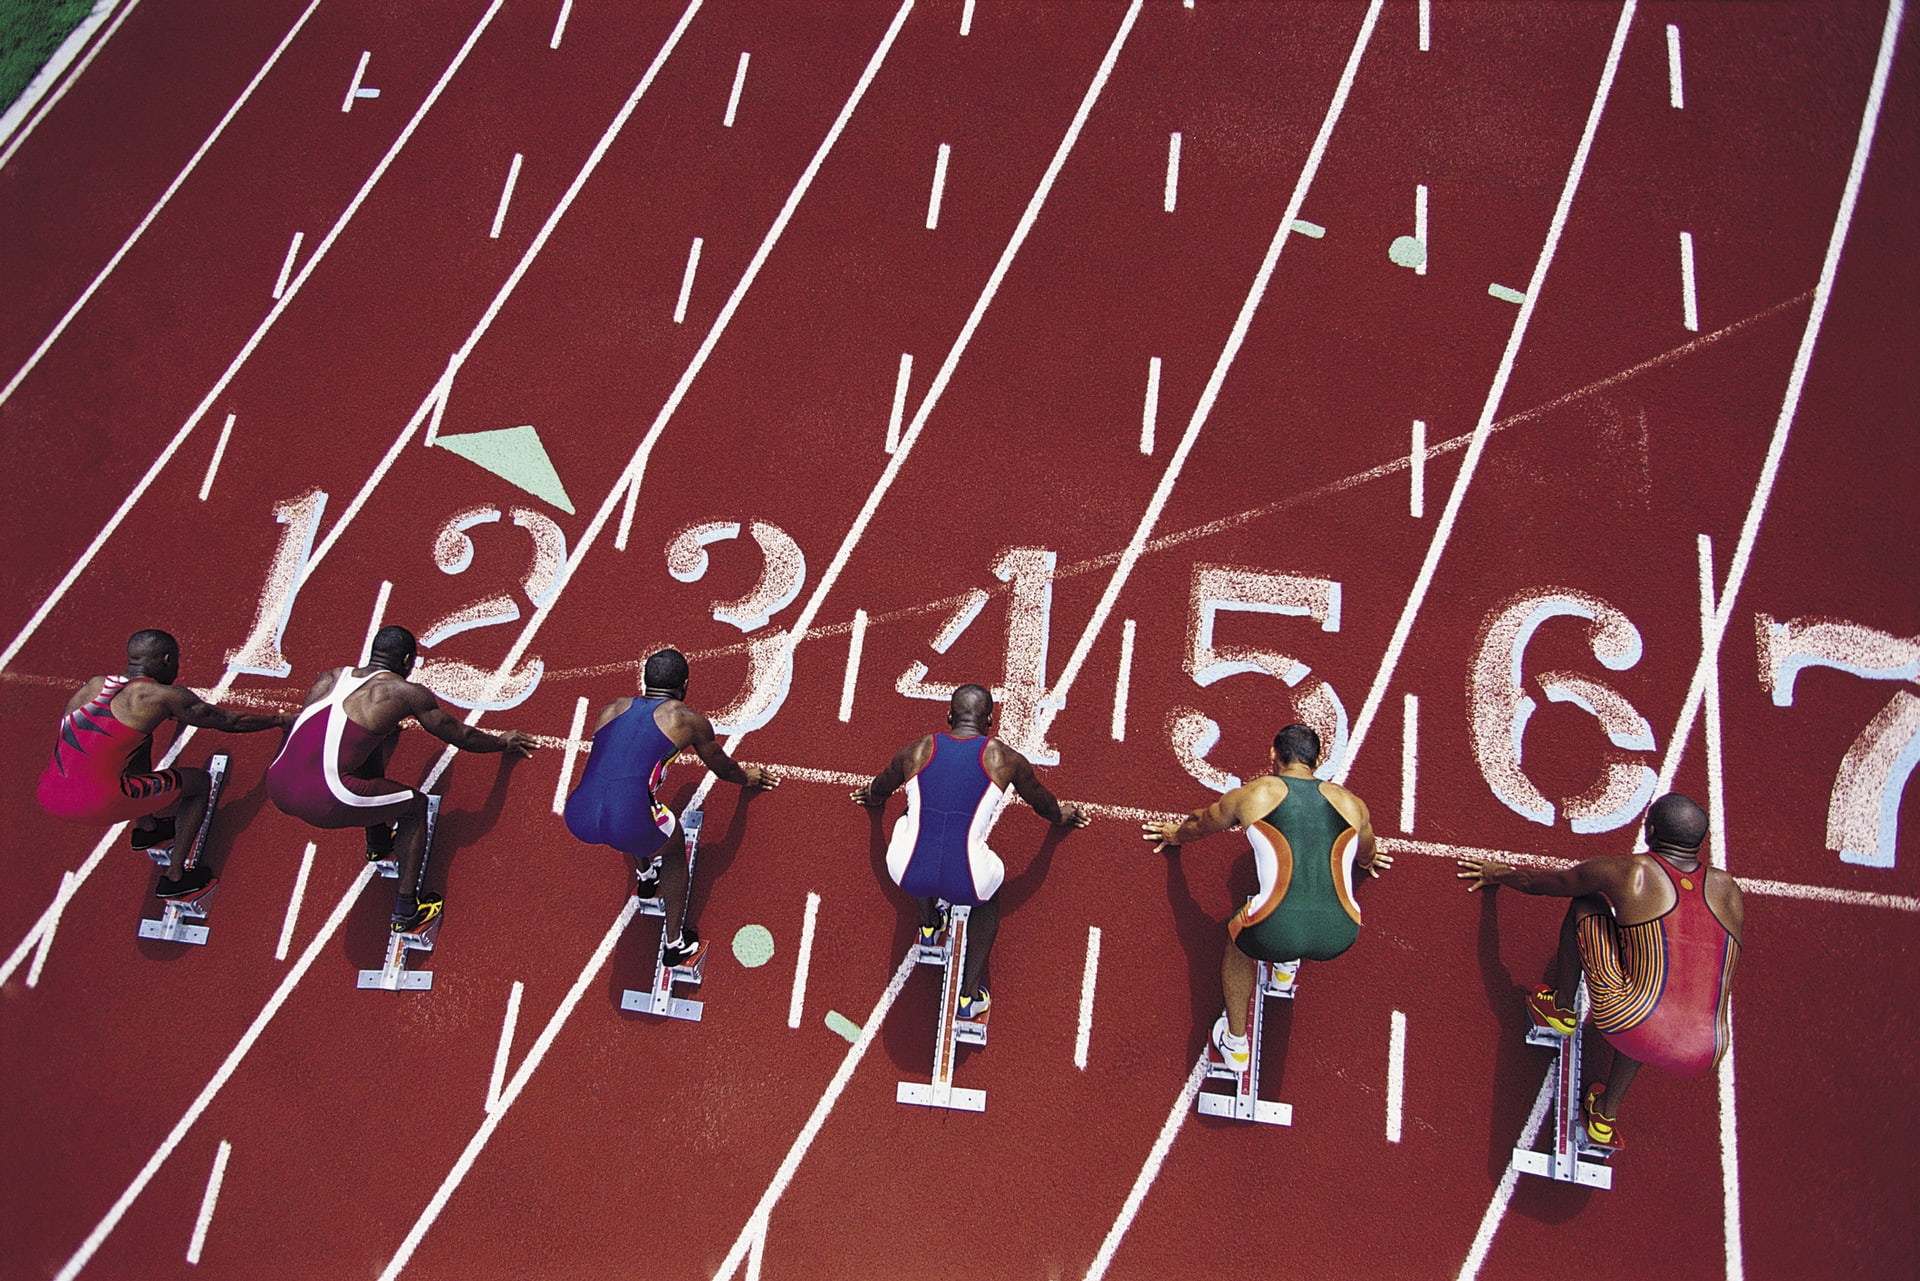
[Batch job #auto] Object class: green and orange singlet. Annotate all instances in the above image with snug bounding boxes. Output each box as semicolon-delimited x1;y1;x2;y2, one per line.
1230;775;1365;962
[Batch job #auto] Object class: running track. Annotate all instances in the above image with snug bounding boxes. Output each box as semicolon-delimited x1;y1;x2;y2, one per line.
1;3;1914;1279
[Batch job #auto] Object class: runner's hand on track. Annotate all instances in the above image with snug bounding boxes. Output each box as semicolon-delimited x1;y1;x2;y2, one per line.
495;730;538;759
1142;819;1181;853
743;764;779;789
1056;802;1091;829
850;784;881;807
1364;850;1394;878
1456;858;1506;891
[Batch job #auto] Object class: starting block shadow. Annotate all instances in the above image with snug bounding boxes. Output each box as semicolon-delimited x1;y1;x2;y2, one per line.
357;795;443;992
622;809;705;1021
1196;958;1298;1126
1513;979;1613;1190
897;901;987;1113
136;754;228;947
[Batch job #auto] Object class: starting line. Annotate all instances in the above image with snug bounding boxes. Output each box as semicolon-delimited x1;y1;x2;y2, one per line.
135;753;227;947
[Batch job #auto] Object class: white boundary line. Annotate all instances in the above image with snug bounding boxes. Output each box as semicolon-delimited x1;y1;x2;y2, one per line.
183;1138;231;1265
1457;1075;1555;1281
1074;924;1102;1069
724;50;750;128
1386;1009;1407;1142
550;0;572;51
1400;691;1418;831
925;142;951;230
787;891;821;1029
0;0;323;406
1415;181;1428;275
273;841;316;962
0;0;505;675
885;351;912;453
1681;229;1700;331
1141;356;1160;454
1334;0;1636;786
1083;1056;1209;1280
837;610;867;722
197;413;237;501
489;152;524;239
341;50;372;113
552;695;591;814
1667;23;1685;109
674;235;703;322
1163;131;1181;212
271;231;304;299
0;0;133;159
1111;618;1135;741
1409;417;1425;515
1698;531;1743;1278
24;869;77;987
485;979;523;1114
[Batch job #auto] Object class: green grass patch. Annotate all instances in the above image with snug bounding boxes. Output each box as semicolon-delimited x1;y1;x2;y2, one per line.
0;0;99;116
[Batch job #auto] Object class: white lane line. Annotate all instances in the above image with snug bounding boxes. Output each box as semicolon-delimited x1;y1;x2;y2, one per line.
961;0;975;36
1719;1009;1745;1279
341;50;371;113
272;231;305;299
359;579;392;666
1333;0;1637;786
1680;230;1699;331
745;1220;768;1281
53;865;379;1281
550;0;572;50
724;51;750;127
197;413;237;501
489;152;524;239
926;142;951;230
1020;0;1380;765
1163;131;1181;212
485;980;524;1114
24;869;76;987
552;696;591;815
0;0;137;166
0;0;324;406
184;1139;231;1265
1141;356;1160;454
614;473;641;551
1667;23;1685;109
1083;1056;1209;1280
1415;182;1428;275
1074;925;1102;1069
423;359;453;447
674;235;703;323
273;842;316;962
1698;535;1727;866
837;610;867;722
886;352;912;453
1649;0;1904;807
788;891;821;1028
1400;692;1417;832
0;0;507;677
1409;417;1425;516
1457;1075;1556;1281
713;955;918;1281
1419;0;1430;51
1111;618;1135;741
1386;1009;1407;1142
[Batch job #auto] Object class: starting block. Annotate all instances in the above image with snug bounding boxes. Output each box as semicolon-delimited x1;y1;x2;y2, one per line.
1196;958;1298;1126
897;902;986;1112
622;809;705;1021
137;754;228;946
357;794;442;992
1513;979;1613;1189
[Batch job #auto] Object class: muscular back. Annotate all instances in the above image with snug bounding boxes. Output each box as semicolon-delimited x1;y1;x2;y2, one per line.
1606;852;1745;941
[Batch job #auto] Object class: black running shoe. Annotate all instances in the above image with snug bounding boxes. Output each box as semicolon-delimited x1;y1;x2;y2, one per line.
365;823;397;862
156;865;217;901
664;929;707;969
131;817;176;852
392;892;444;936
634;855;663;898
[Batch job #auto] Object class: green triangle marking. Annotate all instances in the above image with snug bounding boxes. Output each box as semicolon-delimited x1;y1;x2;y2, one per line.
434;425;575;514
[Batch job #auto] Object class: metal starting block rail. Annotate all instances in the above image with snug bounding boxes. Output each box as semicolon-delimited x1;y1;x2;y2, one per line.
1196;958;1298;1126
623;809;705;1021
357;795;441;991
137;754;228;947
897;902;987;1112
1513;979;1613;1189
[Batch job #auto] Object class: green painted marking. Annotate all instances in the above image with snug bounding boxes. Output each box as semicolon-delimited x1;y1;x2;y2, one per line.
434;425;576;514
731;924;775;968
824;1010;861;1043
1290;219;1326;239
1487;282;1527;305
1388;235;1427;269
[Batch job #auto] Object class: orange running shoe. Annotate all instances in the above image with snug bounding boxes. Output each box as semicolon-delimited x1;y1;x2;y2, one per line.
1525;985;1577;1035
1583;1083;1624;1152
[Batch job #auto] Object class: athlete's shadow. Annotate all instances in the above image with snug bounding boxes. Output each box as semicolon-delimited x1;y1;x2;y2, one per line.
1475;891;1593;1219
132;766;278;963
1163;847;1295;1094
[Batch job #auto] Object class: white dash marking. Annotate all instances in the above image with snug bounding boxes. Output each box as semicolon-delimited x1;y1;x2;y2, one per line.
1409;418;1425;517
341;51;370;113
359;580;392;666
489;151;524;239
1111;618;1136;742
1414;182;1428;275
615;472;641;551
553;696;591;815
1163;131;1181;212
1667;23;1684;109
674;235;703;323
1141;356;1161;454
1074;925;1102;1069
838;610;868;723
1680;230;1700;331
184;1139;231;1265
550;0;571;50
723;51;749;127
273;842;316;962
1698;534;1727;866
1386;1009;1407;1142
926;142;951;230
271;231;303;299
1458;1074;1556;1280
486;980;523;1114
1400;693;1418;832
197;413;237;502
24;870;76;987
961;0;975;36
1085;1056;1209;1280
886;352;912;453
1419;0;1430;51
788;891;821;1028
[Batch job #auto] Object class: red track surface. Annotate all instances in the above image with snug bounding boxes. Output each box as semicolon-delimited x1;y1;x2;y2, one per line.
2;3;1915;1279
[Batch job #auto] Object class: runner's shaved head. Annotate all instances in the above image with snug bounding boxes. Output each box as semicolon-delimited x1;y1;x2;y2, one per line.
950;684;993;721
127;629;177;661
644;648;689;692
1646;793;1709;852
370;625;418;669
